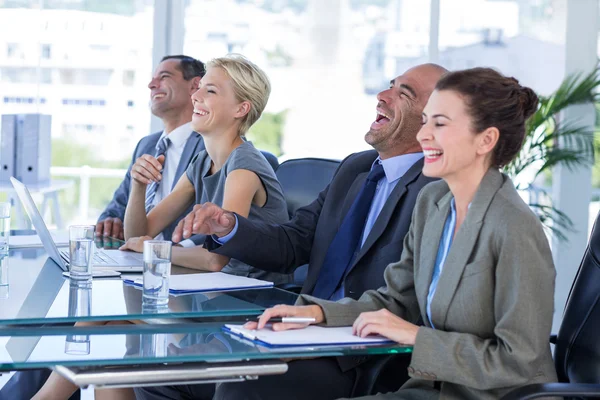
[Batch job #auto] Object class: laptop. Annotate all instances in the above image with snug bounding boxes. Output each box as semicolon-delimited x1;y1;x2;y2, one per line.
10;177;144;272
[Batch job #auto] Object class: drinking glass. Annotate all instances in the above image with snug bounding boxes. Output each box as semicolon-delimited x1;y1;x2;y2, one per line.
142;240;172;306
65;279;92;355
0;252;8;299
0;202;11;253
69;225;95;280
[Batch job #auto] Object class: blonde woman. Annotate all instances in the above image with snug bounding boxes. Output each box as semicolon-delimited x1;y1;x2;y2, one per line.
119;54;291;284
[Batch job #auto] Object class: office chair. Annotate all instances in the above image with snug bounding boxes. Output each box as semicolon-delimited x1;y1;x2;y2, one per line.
500;209;600;399
275;157;340;218
259;150;279;171
275;157;340;290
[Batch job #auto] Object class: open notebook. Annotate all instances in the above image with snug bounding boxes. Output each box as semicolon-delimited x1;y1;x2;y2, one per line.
123;272;273;294
223;324;394;348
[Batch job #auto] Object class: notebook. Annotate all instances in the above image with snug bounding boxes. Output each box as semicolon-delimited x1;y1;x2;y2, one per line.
9;230;69;248
123;272;274;294
222;324;394;348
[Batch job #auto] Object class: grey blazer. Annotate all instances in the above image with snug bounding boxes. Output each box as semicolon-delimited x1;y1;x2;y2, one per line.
300;168;558;399
99;131;205;243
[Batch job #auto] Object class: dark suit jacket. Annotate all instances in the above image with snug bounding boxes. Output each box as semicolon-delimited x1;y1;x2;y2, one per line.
99;131;205;242
206;149;435;298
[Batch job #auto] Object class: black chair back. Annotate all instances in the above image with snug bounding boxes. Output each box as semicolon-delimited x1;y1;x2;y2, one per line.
554;210;600;384
259;150;279;172
275;157;340;218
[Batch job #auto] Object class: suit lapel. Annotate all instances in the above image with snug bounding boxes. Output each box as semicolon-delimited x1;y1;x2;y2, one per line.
172;132;203;190
416;191;452;325
351;158;426;269
340;172;368;220
429;168;505;330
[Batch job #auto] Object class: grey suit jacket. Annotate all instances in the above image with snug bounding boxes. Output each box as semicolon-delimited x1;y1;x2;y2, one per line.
99;131;205;242
300;168;558;399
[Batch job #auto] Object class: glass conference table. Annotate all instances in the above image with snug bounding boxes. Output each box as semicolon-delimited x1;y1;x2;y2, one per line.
0;238;411;388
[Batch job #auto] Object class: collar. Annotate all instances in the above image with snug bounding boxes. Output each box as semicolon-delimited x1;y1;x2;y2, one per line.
159;122;193;149
374;152;424;184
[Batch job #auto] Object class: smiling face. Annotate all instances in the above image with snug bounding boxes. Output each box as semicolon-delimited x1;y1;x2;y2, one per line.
147;59;197;119
417;90;498;182
365;64;444;158
190;66;250;135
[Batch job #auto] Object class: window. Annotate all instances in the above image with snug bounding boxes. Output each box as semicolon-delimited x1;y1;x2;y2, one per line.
184;0;431;159
123;70;135;86
6;43;19;58
438;0;566;96
41;44;51;59
62;99;106;106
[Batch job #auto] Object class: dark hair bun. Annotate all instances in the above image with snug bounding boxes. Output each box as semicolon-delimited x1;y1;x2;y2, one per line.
435;67;539;167
518;86;539;120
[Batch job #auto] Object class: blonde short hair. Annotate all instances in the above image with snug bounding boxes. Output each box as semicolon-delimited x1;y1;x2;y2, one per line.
207;54;271;135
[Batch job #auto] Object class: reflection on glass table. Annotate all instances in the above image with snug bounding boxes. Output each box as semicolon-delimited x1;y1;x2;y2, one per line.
0;247;298;326
0;322;412;370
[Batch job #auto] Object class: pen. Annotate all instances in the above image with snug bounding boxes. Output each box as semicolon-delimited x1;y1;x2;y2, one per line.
246;317;316;324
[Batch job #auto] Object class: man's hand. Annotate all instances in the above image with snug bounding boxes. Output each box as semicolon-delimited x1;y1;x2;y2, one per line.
243;304;325;332
352;309;419;345
131;154;165;185
96;217;124;240
172;203;236;242
119;235;153;253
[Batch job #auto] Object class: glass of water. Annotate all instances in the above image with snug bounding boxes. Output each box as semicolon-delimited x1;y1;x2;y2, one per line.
69;225;95;280
65;279;92;355
0;202;11;253
0;252;9;299
143;240;172;306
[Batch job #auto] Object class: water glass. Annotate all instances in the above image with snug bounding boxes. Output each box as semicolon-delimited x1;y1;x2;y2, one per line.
140;332;168;358
0;202;11;253
67;279;92;317
69;225;95;280
0;251;8;299
65;332;90;355
143;240;172;306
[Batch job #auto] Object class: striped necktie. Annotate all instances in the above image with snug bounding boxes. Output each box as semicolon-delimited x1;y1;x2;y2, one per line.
145;137;170;212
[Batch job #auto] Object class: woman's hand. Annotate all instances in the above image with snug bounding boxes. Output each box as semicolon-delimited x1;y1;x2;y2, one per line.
352;309;419;345
243;304;325;332
131;154;165;185
119;235;153;253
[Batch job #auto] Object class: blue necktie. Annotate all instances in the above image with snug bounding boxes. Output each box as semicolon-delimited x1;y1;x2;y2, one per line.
145;137;170;212
311;163;386;300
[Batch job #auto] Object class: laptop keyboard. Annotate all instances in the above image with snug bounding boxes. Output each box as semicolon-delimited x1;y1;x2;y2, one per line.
60;249;115;265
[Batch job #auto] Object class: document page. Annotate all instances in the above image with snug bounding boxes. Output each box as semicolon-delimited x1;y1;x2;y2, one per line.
223;324;393;347
124;272;274;293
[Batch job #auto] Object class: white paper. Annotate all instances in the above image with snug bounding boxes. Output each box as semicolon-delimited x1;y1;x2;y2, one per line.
9;230;69;248
127;272;274;293
224;324;392;346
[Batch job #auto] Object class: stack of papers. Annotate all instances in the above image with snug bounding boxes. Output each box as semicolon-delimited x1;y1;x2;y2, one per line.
223;324;393;348
9;230;69;248
123;272;274;294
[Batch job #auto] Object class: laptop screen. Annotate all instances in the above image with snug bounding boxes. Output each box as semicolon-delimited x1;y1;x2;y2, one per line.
9;177;68;271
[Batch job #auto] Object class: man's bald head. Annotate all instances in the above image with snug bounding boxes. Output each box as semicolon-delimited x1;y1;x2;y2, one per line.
365;63;448;159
